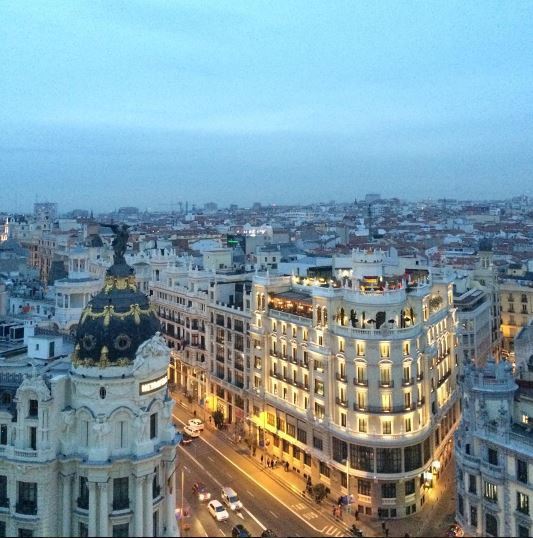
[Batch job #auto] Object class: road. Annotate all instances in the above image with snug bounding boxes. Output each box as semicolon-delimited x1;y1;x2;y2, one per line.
173;405;348;538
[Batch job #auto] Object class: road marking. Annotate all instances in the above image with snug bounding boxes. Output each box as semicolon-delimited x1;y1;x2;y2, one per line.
207;456;215;462
247;490;254;497
219;530;225;536
303;511;319;520
291;503;306;511
269;510;277;517
173;412;322;533
237;512;244;520
178;445;267;531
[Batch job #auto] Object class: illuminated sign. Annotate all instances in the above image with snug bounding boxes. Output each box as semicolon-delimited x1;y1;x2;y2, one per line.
139;374;168;395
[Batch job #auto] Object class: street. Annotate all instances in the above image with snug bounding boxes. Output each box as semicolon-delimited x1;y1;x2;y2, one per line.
173;404;348;538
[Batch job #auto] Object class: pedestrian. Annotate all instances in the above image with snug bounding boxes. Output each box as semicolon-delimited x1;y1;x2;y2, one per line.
385;528;389;538
285;461;289;472
267;458;270;467
261;455;264;464
193;410;196;417
355;509;359;521
332;506;337;518
382;522;386;532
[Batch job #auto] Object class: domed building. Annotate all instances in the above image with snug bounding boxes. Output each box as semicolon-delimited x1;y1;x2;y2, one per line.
0;226;179;537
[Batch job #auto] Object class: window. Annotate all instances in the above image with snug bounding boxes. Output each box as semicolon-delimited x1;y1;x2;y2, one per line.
17;481;37;515
405;479;415;496
150;413;158;439
382;421;392;435
78;477;89;509
113;477;129;510
293;445;301;460
79;523;89;538
380;367;391;385
458;494;464;516
276;417;285;432
517;459;528;484
380;342;390;358
314;380;324;396
381;483;396;499
287;423;296;438
340;471;347;488
404;392;411;409
517;492;529;515
0;476;7;507
357;392;366;410
358;418;367;433
28;400;38;418
267;413;275;427
297;428;307;444
467;473;477;494
282;440;290;454
470;506;477;527
29;427;36;450
350;445;374;472
304;453;311;466
341;413;347;427
405;418;412;432
483;481;498;503
377;448;402;473
112;524;129;538
358;479;371;496
485;513;498;537
319;461;330;478
356;342;365;356
518;524;530;538
313;436;323;451
332;437;348;463
488;448;498;465
404;444;422;472
403;341;410;355
314;403;325;419
0;425;6;445
18;531;33;538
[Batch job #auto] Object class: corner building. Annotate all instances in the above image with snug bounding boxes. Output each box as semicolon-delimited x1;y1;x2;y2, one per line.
249;249;459;518
0;254;179;536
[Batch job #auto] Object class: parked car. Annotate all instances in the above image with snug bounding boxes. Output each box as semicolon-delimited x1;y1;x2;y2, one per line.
221;486;243;510
192;482;211;501
232;524;252;537
180;433;193;446
207;499;229;521
261;530;277;538
188;418;205;430
446;524;464;538
183;425;201;437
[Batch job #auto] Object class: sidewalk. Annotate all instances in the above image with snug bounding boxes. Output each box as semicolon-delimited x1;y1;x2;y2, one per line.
172;393;456;537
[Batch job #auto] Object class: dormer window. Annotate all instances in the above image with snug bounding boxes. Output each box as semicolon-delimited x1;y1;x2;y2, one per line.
28;400;38;418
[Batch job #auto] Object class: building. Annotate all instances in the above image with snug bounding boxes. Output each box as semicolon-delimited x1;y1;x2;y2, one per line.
0;236;179;537
157;248;459;518
454;347;533;537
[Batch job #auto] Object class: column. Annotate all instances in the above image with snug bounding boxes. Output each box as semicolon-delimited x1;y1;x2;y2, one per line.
144;475;154;537
164;462;177;536
62;475;72;537
98;482;109;537
134;477;144;537
88;481;97;538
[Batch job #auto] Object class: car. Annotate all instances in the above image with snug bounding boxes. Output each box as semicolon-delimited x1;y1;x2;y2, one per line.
221;486;243;511
180;433;193;446
232;524;252;538
183;425;201;437
446;524;464;538
188;418;205;430
192;482;211;501
207;499;229;521
261;530;277;538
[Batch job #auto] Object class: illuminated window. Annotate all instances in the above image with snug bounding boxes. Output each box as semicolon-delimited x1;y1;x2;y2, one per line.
382;421;392;435
356;342;365;356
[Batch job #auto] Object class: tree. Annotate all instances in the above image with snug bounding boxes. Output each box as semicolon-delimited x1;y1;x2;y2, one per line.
312;483;328;503
212;410;224;429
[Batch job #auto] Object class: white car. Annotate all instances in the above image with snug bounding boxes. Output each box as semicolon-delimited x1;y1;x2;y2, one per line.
208;499;229;521
221;487;243;511
183;425;201;438
188;418;205;431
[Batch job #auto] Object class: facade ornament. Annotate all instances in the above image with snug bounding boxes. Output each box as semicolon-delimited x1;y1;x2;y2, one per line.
93;418;111;444
17;373;51;401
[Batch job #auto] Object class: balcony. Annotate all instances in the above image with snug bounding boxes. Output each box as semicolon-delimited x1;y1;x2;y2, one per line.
336;373;347;383
16;500;37;515
482;461;503;481
112;499;130;511
402;377;415;387
353;403;367;412
353;378;368;387
77;496;89;510
270;370;283;381
437;369;452;388
379;380;394;388
336;397;348;408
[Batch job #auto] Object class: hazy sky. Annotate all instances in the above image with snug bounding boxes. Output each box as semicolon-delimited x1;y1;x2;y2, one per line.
1;1;532;212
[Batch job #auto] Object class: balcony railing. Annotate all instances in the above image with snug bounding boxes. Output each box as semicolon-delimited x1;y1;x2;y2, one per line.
437;369;452;388
353;378;368;387
402;377;415;387
336;373;347;382
336;397;348;408
77;496;89;510
112;499;130;511
16;500;37;515
379;380;394;388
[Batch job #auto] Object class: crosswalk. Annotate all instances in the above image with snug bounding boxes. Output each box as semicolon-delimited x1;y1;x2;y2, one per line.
290;504;345;536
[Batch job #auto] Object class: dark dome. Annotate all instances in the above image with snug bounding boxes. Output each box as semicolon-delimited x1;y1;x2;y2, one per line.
73;261;160;367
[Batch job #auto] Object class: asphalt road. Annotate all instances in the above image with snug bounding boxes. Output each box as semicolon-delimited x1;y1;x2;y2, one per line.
173;405;348;538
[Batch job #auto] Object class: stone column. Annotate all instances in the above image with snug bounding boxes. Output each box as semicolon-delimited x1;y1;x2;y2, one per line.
98;482;109;536
135;476;144;537
62;474;72;537
164;462;177;536
88;481;97;537
144;475;154;537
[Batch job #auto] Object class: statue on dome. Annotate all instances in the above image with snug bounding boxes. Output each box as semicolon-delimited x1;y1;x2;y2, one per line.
107;223;130;264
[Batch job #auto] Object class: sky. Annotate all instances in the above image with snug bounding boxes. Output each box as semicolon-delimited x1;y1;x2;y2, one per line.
1;0;532;212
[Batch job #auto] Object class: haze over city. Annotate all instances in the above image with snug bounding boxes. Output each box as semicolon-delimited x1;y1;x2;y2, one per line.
1;0;533;212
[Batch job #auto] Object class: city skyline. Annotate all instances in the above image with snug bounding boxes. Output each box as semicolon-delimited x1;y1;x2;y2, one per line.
1;1;533;211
